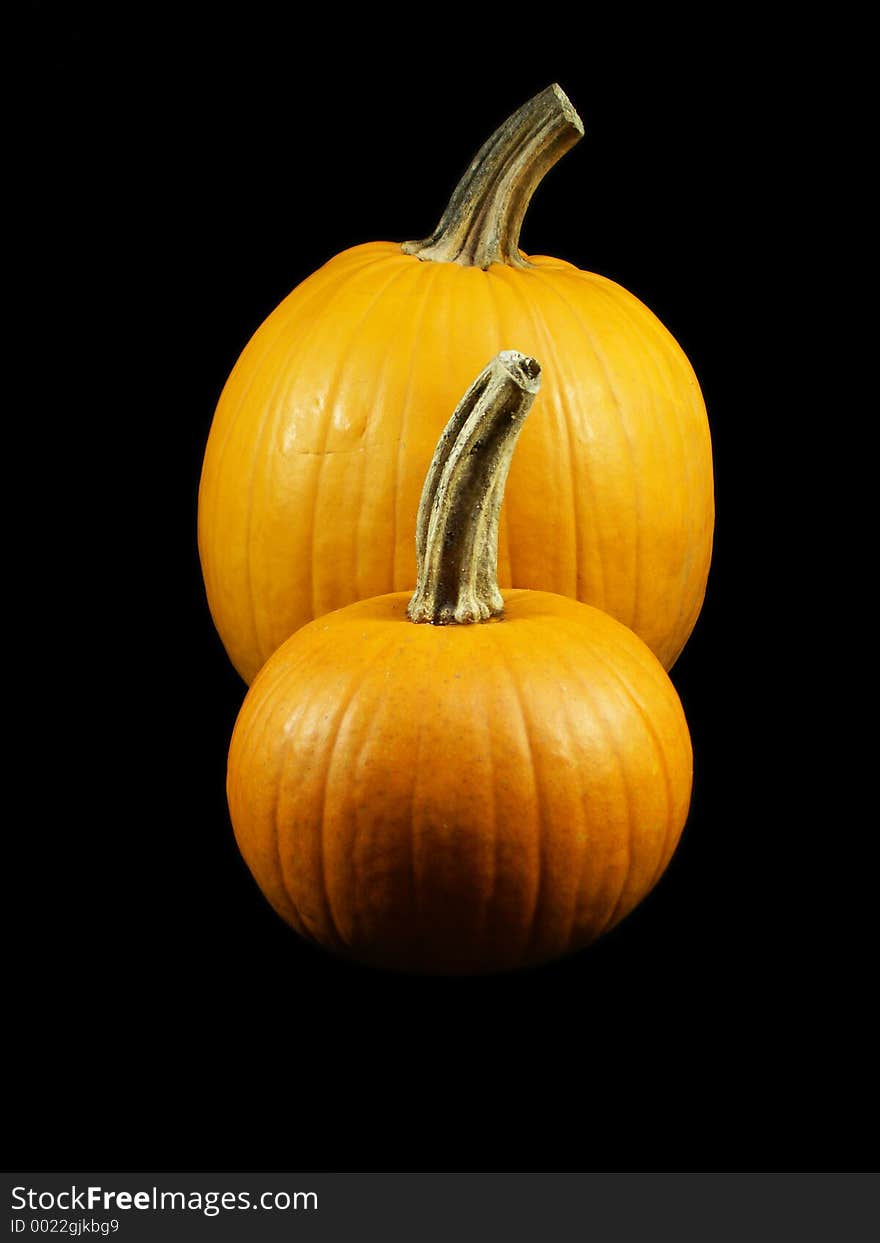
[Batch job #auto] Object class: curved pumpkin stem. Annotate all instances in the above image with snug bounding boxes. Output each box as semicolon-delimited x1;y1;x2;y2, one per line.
402;84;584;270
408;351;541;625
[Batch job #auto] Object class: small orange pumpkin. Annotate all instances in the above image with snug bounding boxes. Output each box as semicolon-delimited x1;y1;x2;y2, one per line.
199;84;714;684
227;352;693;974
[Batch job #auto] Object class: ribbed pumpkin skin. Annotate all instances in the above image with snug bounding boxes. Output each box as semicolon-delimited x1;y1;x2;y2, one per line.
199;242;714;683
227;589;693;974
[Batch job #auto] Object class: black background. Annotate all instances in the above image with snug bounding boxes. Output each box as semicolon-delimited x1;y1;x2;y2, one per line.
10;6;872;1174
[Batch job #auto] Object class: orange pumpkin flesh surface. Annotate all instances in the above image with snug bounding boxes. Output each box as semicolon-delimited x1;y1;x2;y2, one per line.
227;353;693;974
199;85;714;684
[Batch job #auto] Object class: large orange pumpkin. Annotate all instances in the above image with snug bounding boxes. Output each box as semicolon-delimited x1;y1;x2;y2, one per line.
227;352;693;974
200;84;714;683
